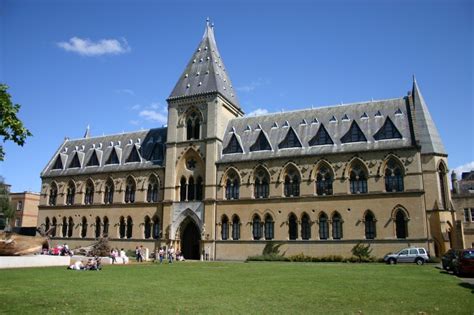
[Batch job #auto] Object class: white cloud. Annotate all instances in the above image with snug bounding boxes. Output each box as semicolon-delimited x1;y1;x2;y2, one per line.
453;161;474;178
139;110;167;125
57;37;130;56
117;89;135;96
130;104;141;111
236;78;270;93
246;108;269;116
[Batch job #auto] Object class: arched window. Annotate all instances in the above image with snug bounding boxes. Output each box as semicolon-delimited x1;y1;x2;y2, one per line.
66;182;75;205
301;213;311;240
319;213;329;240
264;214;274;240
316;166;333;195
84;180;94;205
49;183;58;206
62;217;68;237
67;217;74;238
180;177;187;202
124;177;136;203
395;210;408;239
350;163;368;194
81;217;87;238
225;171;240;200
252;215;262;240
104;179;114;204
232;215;240;240
51;217;57;237
126;216;133;239
152;216;160;239
289;213;298;240
332;212;343;239
196;177;203;201
188;176;195;201
186;111;201;140
254;168;270;199
103;216;109;237
385;159;404;192
147;176;159;202
45;217;50;232
119;216;126;239
144;216;151;239
221;215;229;240
95;217;101;238
364;211;376;239
438;163;448;209
284;168;300;197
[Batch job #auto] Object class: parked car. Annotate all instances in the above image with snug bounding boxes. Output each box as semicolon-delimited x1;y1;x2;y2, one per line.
383;247;430;265
441;249;461;271
453;248;474;276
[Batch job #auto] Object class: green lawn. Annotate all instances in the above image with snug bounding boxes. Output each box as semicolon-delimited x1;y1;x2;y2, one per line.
0;262;472;314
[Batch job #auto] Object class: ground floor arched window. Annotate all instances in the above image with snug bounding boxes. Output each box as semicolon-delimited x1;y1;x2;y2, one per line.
252;215;262;240
221;216;229;240
395;210;408;239
81;217;87;238
301;214;311;240
144;216;151;239
319;213;329;240
126;216;133;239
289;213;298;240
152;216;160;239
264;215;274;240
365;212;376;239
232;215;240;240
119;217;126;239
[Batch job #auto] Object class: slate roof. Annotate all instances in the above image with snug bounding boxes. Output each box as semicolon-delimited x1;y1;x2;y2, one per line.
219;97;414;163
41;128;167;178
412;78;446;155
168;21;240;108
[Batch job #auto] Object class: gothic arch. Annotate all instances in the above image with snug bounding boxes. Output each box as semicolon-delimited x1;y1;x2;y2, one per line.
251;164;271;182
219;166;242;186
377;154;404;177
390;205;410;220
300;211;312;222
278;161;302;182
179;106;205;125
173;208;203;239
310;159;335;181
343;157;369;179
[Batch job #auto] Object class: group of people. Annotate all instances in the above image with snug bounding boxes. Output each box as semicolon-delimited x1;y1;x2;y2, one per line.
44;243;73;256
153;246;185;264
67;256;102;271
110;248;129;264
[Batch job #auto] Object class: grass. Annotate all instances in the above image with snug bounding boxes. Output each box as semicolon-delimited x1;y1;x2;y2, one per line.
0;261;473;314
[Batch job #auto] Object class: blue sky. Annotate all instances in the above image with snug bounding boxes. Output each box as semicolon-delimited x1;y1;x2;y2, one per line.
0;0;472;192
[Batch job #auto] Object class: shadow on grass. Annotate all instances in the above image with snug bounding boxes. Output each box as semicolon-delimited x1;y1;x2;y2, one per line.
457;282;474;294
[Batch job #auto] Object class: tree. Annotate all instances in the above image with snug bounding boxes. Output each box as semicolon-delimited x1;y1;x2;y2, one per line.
0;176;14;230
0;84;32;161
351;242;373;263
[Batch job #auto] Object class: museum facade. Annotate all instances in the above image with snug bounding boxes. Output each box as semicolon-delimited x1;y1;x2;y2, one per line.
37;22;462;260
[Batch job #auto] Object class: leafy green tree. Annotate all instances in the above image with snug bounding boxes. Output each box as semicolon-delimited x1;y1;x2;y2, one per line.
0;84;32;161
0;176;14;230
351;242;373;262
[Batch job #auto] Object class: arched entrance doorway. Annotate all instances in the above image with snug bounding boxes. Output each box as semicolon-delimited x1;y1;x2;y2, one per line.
180;218;201;260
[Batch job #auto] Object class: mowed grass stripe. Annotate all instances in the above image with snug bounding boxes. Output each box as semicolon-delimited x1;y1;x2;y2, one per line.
0;262;472;314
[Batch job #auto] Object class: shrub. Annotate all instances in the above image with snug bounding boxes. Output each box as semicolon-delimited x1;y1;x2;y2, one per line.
246;255;290;262
89;238;111;257
351;242;373;263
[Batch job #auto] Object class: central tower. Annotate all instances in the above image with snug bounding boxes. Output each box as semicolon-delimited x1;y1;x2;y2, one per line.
162;20;244;259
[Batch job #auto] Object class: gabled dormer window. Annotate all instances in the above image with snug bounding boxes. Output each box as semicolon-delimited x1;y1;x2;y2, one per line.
341;121;367;143
148;142;164;162
278;127;302;149
52;156;63;170
105;148;119;165
86;150;100;167
126;145;141;163
68;152;81;168
250;131;271;152
223;133;243;154
309;124;333;146
373;117;402;140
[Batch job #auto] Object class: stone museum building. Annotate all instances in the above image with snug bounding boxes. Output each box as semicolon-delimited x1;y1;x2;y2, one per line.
38;22;463;260
452;171;474;249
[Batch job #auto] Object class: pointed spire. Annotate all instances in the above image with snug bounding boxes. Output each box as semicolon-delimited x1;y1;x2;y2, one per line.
84;125;90;138
411;77;446;155
168;19;240;108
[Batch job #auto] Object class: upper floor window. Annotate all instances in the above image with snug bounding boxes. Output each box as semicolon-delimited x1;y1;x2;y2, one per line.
374;117;402;140
66;182;75;205
309;124;333;146
126;145;141;163
49;183;58;206
341;121;367;143
284;169;300;197
250;130;272;152
86;150;100;167
225;171;240;200
350;163;368;194
105;148;120;165
223;133;243;154
16;201;23;211
52;155;63;170
254;168;270;199
438;163;448;209
124;178;136;203
316;166;333;195
278;127;302;149
84;181;94;205
68;152;81;168
186;111;201;140
385;159;404;192
148;142;164;162
104;179;114;204
147;176;159;202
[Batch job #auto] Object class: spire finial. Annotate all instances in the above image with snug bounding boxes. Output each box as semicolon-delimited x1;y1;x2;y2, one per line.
206;17;210;26
84;125;90;138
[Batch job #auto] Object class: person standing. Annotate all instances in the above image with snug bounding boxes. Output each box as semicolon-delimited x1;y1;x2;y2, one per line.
159;247;164;264
139;245;145;262
135;246;141;262
120;248;128;264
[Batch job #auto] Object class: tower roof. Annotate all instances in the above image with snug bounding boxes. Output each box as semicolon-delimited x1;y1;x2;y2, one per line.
168;20;240;108
412;77;446;155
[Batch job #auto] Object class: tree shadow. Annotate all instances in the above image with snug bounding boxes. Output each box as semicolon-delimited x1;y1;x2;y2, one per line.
457;282;474;294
